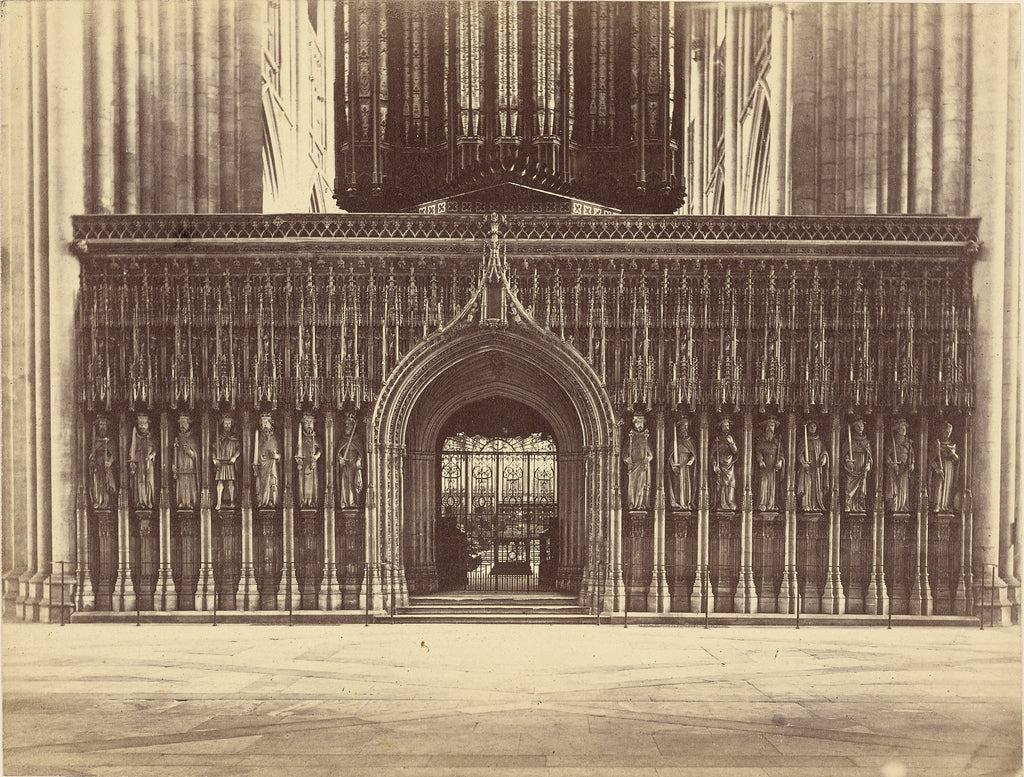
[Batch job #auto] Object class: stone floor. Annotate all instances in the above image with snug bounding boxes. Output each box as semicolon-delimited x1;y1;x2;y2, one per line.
2;622;1021;777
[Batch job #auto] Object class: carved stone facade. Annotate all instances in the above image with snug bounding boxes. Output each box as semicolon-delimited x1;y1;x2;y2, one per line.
63;212;979;617
0;2;1018;625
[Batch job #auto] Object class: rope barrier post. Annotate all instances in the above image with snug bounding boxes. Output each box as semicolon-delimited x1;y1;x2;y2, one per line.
623;560;629;629
887;590;892;630
703;568;709;630
796;585;800;630
212;584;217;627
990;564;997;628
288;561;293;627
59;561;65;627
364;564;370;626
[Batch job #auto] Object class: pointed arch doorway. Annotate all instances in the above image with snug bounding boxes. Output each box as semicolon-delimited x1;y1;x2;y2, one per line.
368;325;621;613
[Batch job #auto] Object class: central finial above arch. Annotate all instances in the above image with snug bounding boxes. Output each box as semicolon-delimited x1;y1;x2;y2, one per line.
370;213;615;452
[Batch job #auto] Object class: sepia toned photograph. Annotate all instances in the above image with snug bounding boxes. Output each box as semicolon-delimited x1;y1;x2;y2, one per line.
1;1;1020;776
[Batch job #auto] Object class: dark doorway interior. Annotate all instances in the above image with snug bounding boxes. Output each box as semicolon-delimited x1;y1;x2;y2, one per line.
435;399;558;592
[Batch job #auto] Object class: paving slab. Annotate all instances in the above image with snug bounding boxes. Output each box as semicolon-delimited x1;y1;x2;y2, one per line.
2;623;1020;777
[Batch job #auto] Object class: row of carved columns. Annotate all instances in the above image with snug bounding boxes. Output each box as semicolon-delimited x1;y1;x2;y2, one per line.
74;408;371;614
619;408;971;616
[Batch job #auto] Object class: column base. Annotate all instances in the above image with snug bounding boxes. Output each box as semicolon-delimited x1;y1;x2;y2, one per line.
3;571;22;618
277;569;301;611
646;568;671;613
359;564;383;610
733;569;759;613
977;578;1014;626
196;564;214;611
865;568;890;614
239;564;258;611
113;565;136;612
690;568;715;613
603;565;626;612
319;563;337;610
908;573;924;615
777;569;797;614
41;576;77;623
952;573;968;616
158;567;177;611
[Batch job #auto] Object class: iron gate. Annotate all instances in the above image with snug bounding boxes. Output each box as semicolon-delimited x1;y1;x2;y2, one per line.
438;443;557;592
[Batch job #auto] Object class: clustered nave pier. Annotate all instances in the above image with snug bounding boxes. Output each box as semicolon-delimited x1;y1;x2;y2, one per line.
71;213;979;615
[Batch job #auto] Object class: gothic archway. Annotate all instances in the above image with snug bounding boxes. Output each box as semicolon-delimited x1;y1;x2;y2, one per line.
367;230;621;612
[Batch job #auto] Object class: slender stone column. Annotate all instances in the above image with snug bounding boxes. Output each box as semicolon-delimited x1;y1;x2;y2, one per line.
779;412;797;613
238;410;257;610
768;4;789;214
689;13;705;215
279;412;299;609
734;411;751;612
953;417;970;616
822;415;840;612
690;410;713;611
969;5;1013;625
396;445;409;607
43;0;85;622
1;3;32;615
647;410;668;611
866;414;888;614
907;420;934;614
157;410;176;610
321;412;337;610
607;420;625;611
360;434;382;611
113;414;134;611
197;410;213;611
723;7;738;214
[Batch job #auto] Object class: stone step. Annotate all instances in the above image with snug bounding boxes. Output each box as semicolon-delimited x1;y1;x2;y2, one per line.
391;612;596;624
400;605;589;615
410;597;579;608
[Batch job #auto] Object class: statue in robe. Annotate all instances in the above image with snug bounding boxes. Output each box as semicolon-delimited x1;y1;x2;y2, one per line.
337;412;365;508
710;418;738;511
623;413;653;510
213;415;241;510
172;413;199;510
667;416;696;510
295;413;322;508
929;421;959;512
886;419;915;512
796;420;828;512
754;418;784;511
129;414;156;509
88;416;117;509
842;418;873;512
254;414;281;508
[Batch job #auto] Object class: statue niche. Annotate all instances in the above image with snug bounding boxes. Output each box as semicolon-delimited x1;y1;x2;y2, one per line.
295;412;322;508
172;413;199;510
710;417;738;511
88;415;118;510
128;414;156;510
929;420;959;513
213;414;241;510
754;417;784;512
667;416;696;510
254;413;282;508
623;412;653;511
885;418;914;513
796;420;828;512
336;411;365;509
842;418;872;513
